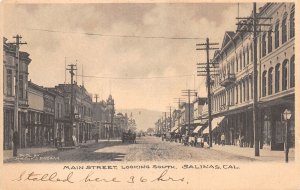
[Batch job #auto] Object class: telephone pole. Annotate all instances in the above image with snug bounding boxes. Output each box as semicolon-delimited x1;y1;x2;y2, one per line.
94;94;99;103
66;64;77;145
7;35;27;156
181;89;197;135
236;3;272;156
196;38;219;148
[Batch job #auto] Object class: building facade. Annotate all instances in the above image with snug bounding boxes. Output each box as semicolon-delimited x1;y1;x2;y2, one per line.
3;38;31;150
210;3;295;150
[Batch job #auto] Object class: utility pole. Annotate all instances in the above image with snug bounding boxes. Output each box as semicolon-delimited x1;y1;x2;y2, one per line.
166;106;172;131
182;89;197;135
236;3;272;156
66;64;77;145
8;35;27;156
174;98;185;135
94;94;99;103
196;38;219;148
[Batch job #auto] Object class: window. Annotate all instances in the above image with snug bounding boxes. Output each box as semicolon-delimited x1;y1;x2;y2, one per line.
240;83;242;103
246;79;249;101
240;52;242;70
236;86;238;104
268;28;272;53
268;68;273;95
250;44;253;63
243;50;246;68
262;71;267;97
262;33;267;57
6;69;13;96
246;47;249;65
250;77;253;99
290;55;295;88
19;75;24;99
282;13;288;44
290;6;295;38
282;60;288;90
243;81;246;101
236;57;239;72
275;21;279;48
275;64;280;93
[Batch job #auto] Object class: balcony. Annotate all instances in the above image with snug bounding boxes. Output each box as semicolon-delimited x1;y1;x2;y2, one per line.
220;73;236;87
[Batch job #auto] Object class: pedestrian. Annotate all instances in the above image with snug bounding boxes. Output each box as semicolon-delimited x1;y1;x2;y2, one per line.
221;133;225;146
13;131;19;157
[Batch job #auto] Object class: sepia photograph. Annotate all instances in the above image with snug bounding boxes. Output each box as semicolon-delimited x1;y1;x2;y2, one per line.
1;1;299;189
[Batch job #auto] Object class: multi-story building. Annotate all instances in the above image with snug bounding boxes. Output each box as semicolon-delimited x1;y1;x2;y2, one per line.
27;81;44;147
210;3;295;150
47;87;69;146
114;112;129;137
54;84;94;145
3;37;31;150
92;100;110;139
42;89;55;146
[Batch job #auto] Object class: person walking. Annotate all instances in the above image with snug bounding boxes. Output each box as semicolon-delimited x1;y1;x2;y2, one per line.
221;133;225;146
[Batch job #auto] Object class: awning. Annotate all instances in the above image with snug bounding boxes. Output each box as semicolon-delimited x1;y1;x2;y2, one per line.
193;126;202;133
193;119;208;125
202;116;225;134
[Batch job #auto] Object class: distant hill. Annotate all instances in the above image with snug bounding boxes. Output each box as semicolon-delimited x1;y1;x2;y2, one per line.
117;108;162;131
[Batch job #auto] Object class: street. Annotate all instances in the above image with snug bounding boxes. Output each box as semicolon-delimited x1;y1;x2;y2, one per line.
5;136;256;163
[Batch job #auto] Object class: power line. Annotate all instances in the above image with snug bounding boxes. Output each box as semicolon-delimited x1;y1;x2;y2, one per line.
25;28;205;40
76;74;194;80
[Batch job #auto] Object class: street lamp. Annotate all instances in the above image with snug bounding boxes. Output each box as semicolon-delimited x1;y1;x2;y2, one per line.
282;109;292;163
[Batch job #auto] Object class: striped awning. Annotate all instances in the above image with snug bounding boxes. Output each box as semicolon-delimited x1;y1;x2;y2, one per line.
203;116;225;134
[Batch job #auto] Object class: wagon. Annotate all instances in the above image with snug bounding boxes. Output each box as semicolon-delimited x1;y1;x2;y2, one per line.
122;132;136;143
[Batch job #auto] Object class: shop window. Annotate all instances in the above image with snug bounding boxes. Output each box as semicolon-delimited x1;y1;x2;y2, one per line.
262;33;267;57
290;55;295;88
275;21;279;49
268;68;273;95
282;13;288;44
290;6;295;38
268;28;273;53
275;64;280;93
262;71;267;97
282;60;288;90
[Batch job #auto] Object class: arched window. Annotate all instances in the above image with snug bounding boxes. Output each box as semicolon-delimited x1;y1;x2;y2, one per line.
262;33;267;57
236;57;239;72
250;44;253;63
275;64;280;93
268;27;272;53
239;83;242;103
246;47;249;65
240;52;243;70
282;13;288;44
290;55;295;88
243;80;246;101
268;68;273;95
243;50;246;68
282;60;288;91
290;5;295;38
275;20;280;48
262;71;267;97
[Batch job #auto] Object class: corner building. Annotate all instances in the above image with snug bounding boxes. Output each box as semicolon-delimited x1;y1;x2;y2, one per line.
211;3;295;150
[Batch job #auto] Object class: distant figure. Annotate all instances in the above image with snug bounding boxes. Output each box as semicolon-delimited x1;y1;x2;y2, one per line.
221;133;225;146
13;131;19;157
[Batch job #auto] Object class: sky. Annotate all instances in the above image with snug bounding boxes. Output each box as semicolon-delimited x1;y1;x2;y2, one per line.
3;2;258;112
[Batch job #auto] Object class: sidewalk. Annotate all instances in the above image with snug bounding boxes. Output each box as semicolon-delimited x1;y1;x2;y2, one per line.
207;144;295;162
3;147;57;161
